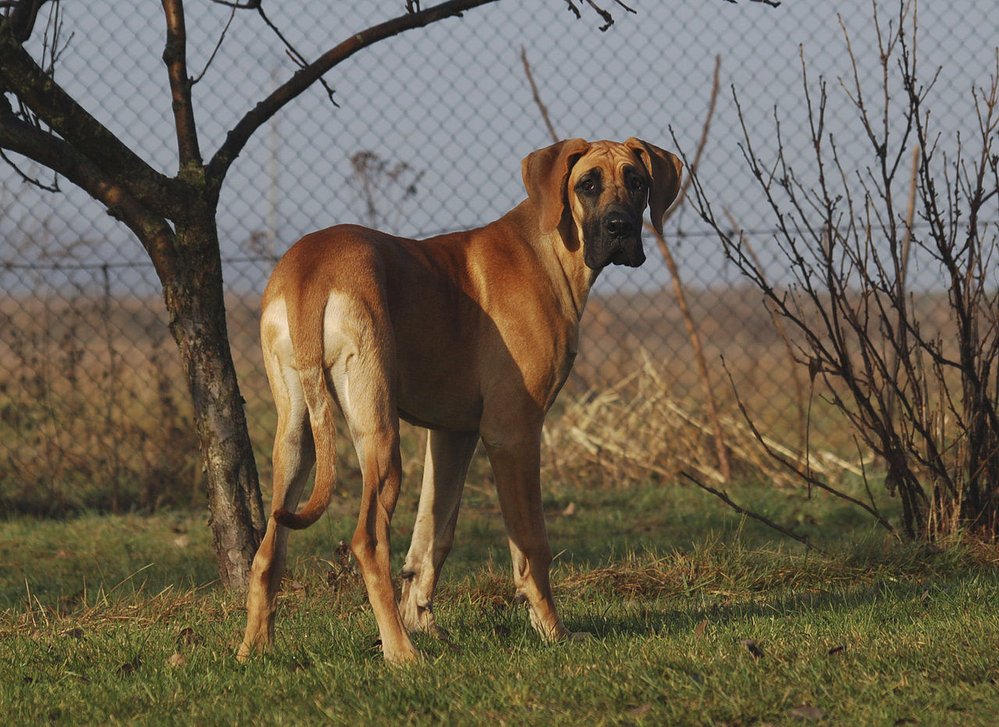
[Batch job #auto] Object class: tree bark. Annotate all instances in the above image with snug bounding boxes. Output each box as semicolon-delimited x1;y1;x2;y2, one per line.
161;213;267;589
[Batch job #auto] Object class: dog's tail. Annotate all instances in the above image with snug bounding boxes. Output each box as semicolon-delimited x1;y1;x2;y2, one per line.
273;296;337;531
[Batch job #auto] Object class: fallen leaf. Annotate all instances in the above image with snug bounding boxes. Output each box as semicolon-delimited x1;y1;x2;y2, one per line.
176;626;203;647
172;535;189;548
827;644;846;655
117;654;142;676
626;703;652;718
741;639;764;659
694;619;708;638
788;705;824;722
893;718;918;725
166;652;186;668
332;540;352;566
562;501;577;517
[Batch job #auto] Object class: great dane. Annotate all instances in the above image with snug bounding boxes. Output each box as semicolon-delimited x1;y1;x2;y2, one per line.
238;138;682;664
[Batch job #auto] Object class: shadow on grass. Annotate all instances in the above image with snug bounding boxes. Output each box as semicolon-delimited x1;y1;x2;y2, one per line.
0;479;977;619
566;573;967;640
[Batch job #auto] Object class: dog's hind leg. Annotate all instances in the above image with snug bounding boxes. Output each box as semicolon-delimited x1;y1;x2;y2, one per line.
339;345;420;665
399;430;478;637
238;345;315;661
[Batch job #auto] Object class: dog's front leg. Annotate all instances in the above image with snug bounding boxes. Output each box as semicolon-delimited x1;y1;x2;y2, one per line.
484;426;569;642
400;430;478;638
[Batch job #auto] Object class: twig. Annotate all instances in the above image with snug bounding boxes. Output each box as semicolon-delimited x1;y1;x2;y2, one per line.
662;54;720;226
722;357;897;536
584;0;615;31
648;54;729;479
650;225;731;481
207;0;258;8
0;145;59;191
520;47;558;143
679;470;819;551
723;207;808;463
884;143;920;423
561;0;581;20
254;3;339;107
192;2;237;85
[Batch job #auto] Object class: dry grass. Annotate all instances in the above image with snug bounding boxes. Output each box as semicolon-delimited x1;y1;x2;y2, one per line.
0;295;198;514
543;354;862;491
0;283;958;515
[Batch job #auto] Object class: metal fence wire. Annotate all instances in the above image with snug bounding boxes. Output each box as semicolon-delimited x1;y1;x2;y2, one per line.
1;1;997;512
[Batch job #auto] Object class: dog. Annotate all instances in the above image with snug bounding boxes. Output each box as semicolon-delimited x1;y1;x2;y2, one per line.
237;138;682;664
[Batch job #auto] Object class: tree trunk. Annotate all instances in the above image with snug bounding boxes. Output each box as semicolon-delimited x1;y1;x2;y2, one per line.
161;213;266;590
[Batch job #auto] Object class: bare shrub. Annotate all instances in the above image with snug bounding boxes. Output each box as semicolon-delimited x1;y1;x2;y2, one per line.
684;2;999;539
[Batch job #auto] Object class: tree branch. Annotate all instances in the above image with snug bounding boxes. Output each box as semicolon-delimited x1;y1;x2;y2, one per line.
0;144;57;190
3;0;51;42
206;0;502;188
0;105;177;279
0;21;189;218
252;3;339;109
161;0;203;170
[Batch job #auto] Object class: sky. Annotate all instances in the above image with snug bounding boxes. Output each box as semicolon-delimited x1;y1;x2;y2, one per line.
1;0;996;295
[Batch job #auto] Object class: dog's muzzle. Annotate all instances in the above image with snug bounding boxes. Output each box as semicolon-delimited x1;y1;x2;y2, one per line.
584;210;646;269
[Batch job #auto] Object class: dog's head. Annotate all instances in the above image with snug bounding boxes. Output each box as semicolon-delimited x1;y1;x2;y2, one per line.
522;138;683;270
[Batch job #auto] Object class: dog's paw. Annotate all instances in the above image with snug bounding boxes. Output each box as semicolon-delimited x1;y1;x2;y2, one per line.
374;636;424;666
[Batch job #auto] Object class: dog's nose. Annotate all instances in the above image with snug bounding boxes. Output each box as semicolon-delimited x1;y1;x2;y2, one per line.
605;212;634;239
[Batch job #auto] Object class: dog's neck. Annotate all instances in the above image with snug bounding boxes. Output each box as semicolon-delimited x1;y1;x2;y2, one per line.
505;200;597;324
546;228;597;322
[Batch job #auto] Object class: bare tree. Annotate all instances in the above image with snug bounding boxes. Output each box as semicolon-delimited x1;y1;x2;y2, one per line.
684;1;999;539
0;0;569;589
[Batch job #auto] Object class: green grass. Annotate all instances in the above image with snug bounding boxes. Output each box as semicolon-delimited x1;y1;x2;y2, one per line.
2;479;998;725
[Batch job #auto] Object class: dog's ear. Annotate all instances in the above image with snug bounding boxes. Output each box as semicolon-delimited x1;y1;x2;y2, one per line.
522;138;591;234
625;137;683;236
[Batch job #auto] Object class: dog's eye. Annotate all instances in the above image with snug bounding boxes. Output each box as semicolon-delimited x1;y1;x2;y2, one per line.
630;177;646;191
577;178;597;194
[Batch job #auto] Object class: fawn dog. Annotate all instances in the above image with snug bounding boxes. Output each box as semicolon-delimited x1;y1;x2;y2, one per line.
238;138;682;663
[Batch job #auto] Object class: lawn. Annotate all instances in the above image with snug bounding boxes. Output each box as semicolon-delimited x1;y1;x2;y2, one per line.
2;477;998;725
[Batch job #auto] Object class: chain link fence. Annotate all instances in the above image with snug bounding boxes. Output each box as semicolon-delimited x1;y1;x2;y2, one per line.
1;1;996;513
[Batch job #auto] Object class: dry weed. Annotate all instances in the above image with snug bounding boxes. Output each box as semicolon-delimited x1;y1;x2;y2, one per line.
543;353;861;490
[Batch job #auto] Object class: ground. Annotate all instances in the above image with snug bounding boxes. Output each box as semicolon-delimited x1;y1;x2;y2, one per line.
2;479;998;725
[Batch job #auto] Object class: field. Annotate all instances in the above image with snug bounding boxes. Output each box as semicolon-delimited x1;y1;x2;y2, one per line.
0;283;897;515
3;473;999;725
2;283;994;724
